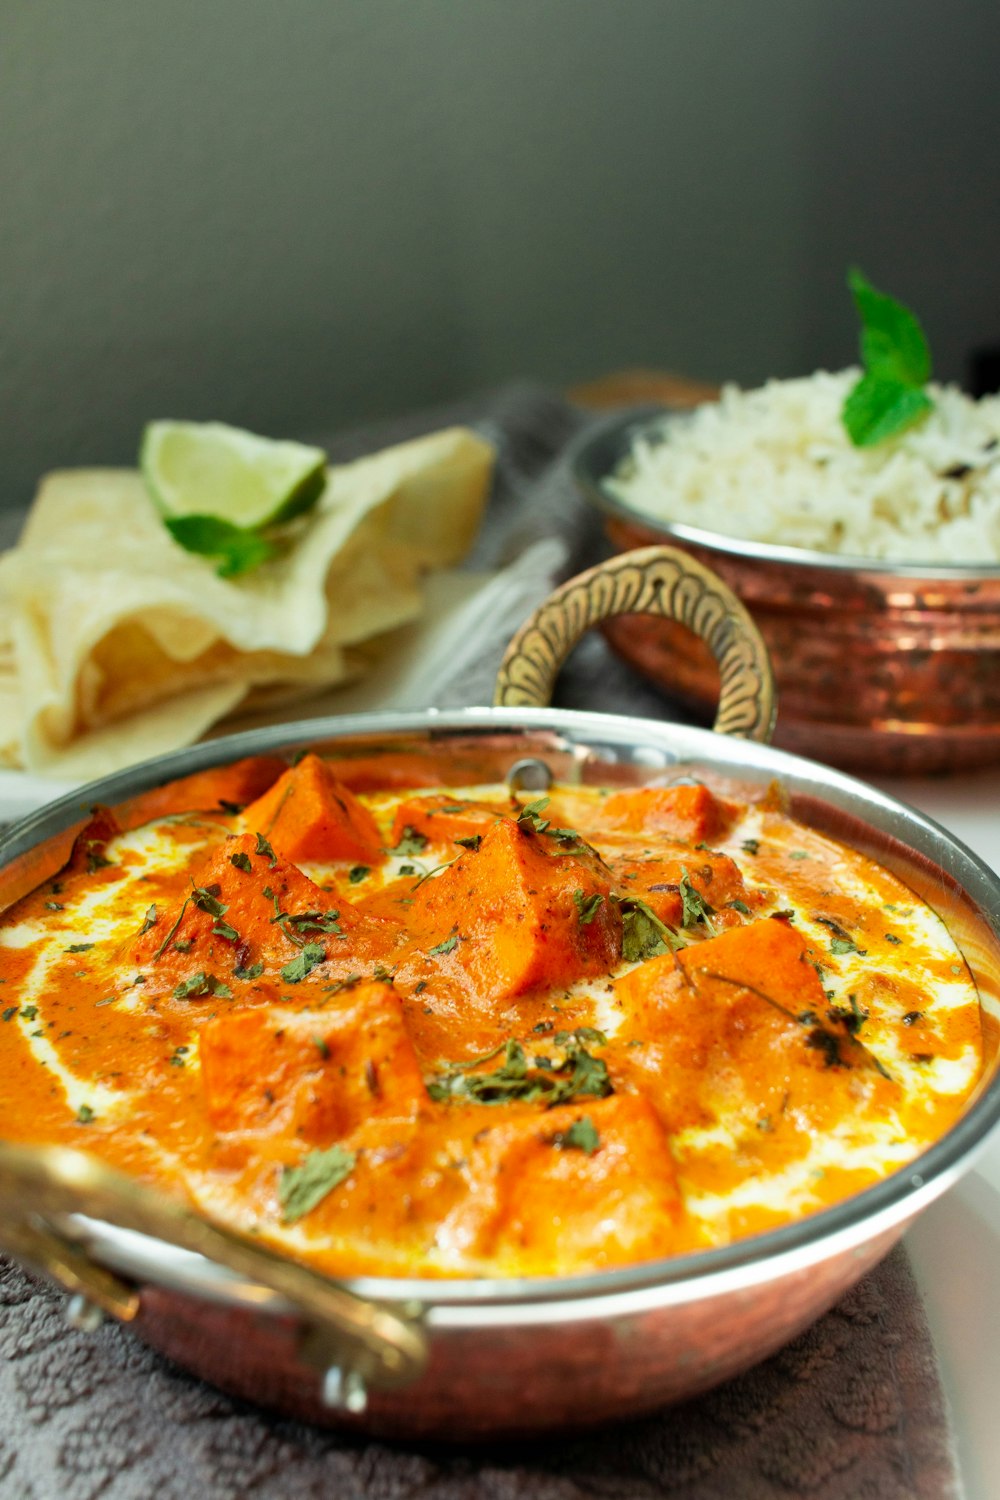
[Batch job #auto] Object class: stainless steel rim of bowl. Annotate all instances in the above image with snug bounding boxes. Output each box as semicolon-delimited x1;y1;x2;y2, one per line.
4;705;1000;1318
571;407;1000;579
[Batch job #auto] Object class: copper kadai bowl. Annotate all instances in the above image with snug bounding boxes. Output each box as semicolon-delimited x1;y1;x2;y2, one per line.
573;409;1000;774
0;547;999;1441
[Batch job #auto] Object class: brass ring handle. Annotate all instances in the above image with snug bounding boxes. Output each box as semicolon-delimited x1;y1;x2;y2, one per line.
0;1142;427;1400
494;545;777;742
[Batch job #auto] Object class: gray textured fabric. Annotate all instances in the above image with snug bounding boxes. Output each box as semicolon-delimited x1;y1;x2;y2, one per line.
0;1248;958;1500
0;387;959;1498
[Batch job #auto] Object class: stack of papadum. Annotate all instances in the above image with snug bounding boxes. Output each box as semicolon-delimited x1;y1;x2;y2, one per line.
0;427;495;780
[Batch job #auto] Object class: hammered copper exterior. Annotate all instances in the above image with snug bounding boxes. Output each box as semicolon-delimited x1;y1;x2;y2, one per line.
132;1222;904;1440
602;516;1000;774
576;412;1000;774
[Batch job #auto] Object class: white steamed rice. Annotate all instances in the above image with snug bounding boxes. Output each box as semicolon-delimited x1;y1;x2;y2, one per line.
607;369;1000;564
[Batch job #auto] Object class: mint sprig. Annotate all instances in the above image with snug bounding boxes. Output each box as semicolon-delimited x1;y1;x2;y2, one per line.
842;269;934;447
164;515;278;578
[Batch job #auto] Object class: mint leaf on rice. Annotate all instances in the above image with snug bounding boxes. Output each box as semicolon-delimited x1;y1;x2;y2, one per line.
843;269;934;446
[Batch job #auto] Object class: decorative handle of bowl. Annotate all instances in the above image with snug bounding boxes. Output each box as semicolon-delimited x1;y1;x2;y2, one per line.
0;1142;427;1410
494;545;777;742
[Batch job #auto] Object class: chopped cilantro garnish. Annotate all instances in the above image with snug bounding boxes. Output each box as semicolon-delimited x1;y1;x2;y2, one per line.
426;1034;612;1108
389;826;428;858
828;992;869;1035
323;973;362;995
191;886;228;919
573;890;605;925
516;797;551;834
233;961;264;981
548;1115;600;1154
616;894;687;962
254;832;277;866
428;932;459;957
173;971;233;1000
230;851;253;873
348;865;371;884
679;872;715;932
279;1144;356;1223
280;943;326;983
153;895;192;959
554;1026;607;1047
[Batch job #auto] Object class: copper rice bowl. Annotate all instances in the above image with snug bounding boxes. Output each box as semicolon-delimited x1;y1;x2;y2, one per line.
573;409;1000;775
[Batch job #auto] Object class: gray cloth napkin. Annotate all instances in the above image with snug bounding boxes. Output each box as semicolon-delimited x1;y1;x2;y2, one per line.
0;386;960;1499
0;1246;957;1500
316;383;689;719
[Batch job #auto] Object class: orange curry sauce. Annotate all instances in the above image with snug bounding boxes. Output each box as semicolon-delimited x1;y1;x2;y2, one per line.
0;754;983;1278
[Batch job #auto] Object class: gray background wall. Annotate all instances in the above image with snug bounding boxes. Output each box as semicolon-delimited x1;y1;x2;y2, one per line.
3;0;999;510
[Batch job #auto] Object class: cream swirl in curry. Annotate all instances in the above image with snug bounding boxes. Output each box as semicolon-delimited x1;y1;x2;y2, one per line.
0;754;983;1278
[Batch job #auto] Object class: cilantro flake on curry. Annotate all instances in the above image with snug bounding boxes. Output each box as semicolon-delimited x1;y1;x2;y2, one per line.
0;752;983;1281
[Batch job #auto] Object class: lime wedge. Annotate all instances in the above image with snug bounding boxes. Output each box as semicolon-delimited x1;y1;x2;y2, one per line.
140;421;327;530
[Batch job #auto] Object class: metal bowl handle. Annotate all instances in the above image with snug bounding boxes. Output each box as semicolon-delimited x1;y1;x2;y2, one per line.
494;545;777;742
0;1142;427;1409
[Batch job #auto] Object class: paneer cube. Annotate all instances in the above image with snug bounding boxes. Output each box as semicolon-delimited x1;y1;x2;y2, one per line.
200;980;426;1140
388;794;507;854
403;817;621;1005
607;847;756;930
599;783;736;845
613;919;898;1135
676;915;828;1016
240;753;384;865
436;1093;690;1272
130;831;401;994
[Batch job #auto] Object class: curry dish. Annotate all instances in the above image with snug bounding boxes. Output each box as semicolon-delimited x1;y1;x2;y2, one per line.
0;754;983;1278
